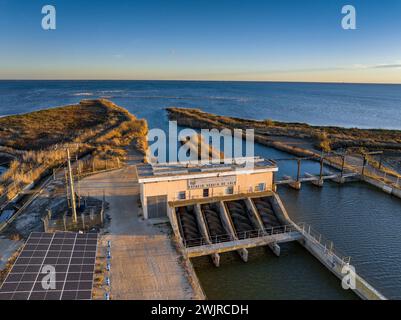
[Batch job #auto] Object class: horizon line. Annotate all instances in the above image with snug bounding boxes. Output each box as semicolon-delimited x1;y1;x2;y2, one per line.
0;79;401;85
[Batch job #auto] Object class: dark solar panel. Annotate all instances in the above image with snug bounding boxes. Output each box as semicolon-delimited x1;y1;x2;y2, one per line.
0;232;98;300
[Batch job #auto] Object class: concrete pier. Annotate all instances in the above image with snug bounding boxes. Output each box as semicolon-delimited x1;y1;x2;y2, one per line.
305;173;324;187
245;197;281;256
218;201;248;262
194;204;220;267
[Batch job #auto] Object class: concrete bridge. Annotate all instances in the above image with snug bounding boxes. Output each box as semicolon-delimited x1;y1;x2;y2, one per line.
185;225;302;258
275;171;359;189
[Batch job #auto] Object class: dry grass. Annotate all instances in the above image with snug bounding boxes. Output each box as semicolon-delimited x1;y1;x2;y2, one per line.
0;248;21;285
0;99;148;201
167;107;401;152
313;131;332;152
167;107;401;187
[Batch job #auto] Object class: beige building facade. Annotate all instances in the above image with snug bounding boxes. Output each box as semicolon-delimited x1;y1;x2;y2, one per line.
137;158;277;219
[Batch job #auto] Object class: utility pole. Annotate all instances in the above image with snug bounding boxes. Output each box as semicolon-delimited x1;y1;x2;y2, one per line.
379;153;383;170
67;149;77;223
64;167;70;208
362;155;367;177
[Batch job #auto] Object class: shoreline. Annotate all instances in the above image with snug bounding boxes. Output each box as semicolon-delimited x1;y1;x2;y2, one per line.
166;107;401;197
2;79;401;87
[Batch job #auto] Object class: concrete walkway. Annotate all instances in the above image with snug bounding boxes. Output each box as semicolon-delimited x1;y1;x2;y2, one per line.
79;156;199;300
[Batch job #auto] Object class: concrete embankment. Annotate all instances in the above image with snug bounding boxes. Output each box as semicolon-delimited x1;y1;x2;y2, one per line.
299;231;386;300
273;193;386;300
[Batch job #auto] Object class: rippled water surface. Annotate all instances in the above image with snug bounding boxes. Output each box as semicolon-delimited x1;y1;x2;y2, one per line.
1;80;401;299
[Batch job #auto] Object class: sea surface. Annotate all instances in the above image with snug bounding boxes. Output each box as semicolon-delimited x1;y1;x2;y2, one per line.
1;80;401;299
1;80;401;130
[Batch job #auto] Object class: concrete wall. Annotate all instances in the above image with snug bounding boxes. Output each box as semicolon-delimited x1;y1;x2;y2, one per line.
141;171;273;218
362;175;401;199
299;233;386;300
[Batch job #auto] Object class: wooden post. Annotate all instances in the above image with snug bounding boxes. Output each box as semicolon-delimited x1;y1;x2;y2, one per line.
296;159;301;182
319;157;324;180
77;179;81;208
43;217;48;233
64;167;70;208
379;153;383;170
362;155;367;176
341;155;345;178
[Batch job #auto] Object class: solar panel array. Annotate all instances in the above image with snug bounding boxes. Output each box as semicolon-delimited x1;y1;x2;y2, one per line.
0;232;98;300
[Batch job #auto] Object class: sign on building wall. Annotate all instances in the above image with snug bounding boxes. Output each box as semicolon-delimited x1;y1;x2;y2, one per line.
188;176;237;190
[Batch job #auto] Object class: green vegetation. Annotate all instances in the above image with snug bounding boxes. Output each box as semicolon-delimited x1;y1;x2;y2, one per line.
0;99;148;201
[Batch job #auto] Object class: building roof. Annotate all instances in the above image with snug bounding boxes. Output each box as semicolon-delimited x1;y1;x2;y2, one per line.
137;157;277;183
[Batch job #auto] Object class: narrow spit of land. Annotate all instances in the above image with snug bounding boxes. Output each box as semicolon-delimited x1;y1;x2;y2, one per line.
0;99;148;235
0;99;148;205
167;107;401;189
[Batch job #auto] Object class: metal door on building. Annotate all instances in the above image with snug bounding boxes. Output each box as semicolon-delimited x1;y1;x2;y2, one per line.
147;195;168;219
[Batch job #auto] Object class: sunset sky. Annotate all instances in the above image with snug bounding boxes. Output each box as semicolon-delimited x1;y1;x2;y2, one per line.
0;0;400;83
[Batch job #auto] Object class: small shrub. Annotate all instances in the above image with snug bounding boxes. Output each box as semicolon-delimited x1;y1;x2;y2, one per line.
263;119;274;127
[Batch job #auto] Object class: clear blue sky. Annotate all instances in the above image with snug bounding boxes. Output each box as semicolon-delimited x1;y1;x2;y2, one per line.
0;0;400;82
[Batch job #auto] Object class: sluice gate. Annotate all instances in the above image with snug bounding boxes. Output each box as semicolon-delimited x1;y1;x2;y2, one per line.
168;192;386;300
200;203;226;243
175;206;202;248
225;200;258;239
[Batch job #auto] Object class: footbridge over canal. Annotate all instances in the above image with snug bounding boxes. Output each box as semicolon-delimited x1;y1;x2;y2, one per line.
272;153;362;190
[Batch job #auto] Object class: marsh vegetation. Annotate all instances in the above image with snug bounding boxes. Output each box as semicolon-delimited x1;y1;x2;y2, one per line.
0;99;148;202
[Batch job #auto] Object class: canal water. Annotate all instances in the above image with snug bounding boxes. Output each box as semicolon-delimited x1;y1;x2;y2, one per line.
1;81;401;299
194;144;401;299
0;166;6;178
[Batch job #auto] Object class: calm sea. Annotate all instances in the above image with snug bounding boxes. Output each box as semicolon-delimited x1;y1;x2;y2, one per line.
1;80;401;130
1;80;401;299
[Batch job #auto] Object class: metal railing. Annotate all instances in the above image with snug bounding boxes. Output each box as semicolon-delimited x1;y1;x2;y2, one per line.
297;222;351;265
183;224;300;248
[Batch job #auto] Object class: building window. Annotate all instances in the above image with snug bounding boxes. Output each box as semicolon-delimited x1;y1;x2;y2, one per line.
256;183;266;192
203;189;209;198
226;186;234;195
177;191;186;200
